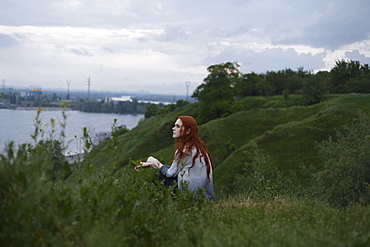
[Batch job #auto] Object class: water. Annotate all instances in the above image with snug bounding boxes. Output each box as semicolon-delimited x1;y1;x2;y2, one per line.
0;109;144;154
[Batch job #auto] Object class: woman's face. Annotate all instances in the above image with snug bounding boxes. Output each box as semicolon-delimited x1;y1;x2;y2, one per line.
172;119;183;138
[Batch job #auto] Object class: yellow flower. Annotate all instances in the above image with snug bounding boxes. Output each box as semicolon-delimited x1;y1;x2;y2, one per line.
38;107;43;112
50;118;56;123
60;101;69;108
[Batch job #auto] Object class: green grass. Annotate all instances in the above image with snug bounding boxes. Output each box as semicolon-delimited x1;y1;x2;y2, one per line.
1;147;370;246
0;157;370;247
238;94;305;110
88;94;370;192
214;94;370;189
2;95;370;246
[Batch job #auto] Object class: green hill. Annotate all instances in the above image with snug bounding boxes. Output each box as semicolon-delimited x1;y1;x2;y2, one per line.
2;93;370;246
88;94;370;192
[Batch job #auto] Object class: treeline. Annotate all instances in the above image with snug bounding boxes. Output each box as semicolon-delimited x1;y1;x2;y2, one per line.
70;99;147;114
231;59;370;97
190;59;370;123
145;60;370;123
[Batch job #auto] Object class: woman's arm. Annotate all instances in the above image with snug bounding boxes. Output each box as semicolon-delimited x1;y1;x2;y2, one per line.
135;156;163;171
160;159;182;178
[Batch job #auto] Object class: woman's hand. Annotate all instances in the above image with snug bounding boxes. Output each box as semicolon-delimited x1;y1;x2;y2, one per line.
135;156;163;171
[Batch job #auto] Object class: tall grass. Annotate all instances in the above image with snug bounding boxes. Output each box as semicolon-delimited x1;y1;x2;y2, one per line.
1;99;370;246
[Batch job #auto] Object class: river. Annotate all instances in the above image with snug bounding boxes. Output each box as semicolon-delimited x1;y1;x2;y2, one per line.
0;109;144;155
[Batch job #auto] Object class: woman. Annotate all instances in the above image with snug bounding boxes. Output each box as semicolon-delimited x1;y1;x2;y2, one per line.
136;116;214;200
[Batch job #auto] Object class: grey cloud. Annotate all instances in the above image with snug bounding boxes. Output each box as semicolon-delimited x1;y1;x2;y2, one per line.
1;0;369;94
158;26;190;42
203;47;326;73
69;48;93;57
0;34;17;47
276;0;370;50
345;50;370;65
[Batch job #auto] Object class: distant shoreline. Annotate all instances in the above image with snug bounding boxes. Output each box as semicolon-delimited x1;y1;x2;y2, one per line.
15;107;72;111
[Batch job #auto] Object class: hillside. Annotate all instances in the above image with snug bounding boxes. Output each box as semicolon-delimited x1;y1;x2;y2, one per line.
88;94;370;192
2;93;370;246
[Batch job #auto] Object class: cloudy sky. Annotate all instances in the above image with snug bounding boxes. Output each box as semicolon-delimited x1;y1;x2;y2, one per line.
1;0;370;95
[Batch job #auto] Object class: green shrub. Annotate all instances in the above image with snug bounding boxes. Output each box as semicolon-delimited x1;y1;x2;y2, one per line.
232;142;295;199
315;111;370;207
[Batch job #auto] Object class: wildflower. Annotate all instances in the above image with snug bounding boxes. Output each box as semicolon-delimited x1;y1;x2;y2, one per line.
38;107;43;113
60;101;69;108
365;182;370;190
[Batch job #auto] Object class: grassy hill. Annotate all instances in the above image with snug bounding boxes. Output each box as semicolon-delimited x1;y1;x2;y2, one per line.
88;94;370;192
2;93;370;246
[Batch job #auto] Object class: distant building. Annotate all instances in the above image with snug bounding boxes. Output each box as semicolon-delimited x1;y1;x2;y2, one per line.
104;95;172;105
25;87;42;99
104;96;132;103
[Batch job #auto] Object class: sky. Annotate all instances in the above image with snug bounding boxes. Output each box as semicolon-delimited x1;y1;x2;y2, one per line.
1;0;370;95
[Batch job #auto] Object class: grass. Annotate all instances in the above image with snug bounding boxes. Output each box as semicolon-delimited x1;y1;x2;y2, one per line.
2;94;370;246
87;94;370;191
1;146;370;246
212;94;370;189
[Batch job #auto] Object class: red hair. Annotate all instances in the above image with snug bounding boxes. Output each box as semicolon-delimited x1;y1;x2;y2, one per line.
173;116;212;184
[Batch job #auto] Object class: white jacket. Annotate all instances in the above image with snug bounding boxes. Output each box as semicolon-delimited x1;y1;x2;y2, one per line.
160;148;214;200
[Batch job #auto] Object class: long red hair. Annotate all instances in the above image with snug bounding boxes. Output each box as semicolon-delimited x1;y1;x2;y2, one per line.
173;116;212;184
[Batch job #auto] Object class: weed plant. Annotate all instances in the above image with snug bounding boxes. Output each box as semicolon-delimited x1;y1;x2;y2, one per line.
1;102;370;246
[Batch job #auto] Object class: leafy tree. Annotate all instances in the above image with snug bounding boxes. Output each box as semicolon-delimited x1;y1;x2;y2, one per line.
343;78;370;94
234;72;263;98
301;75;325;105
314;71;331;93
316;111;370;207
265;70;288;95
257;78;273;97
330;60;362;93
192;62;242;123
145;104;159;118
175;99;189;108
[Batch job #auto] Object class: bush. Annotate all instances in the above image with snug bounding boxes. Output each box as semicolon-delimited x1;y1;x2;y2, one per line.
315;111;370;207
233;143;285;199
0;109;211;246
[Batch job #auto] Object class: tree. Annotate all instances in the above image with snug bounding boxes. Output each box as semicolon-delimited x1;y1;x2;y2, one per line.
314;71;331;93
234;72;263;98
301;75;325;105
144;104;158;118
192;62;241;123
265;70;288;95
330;59;362;93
